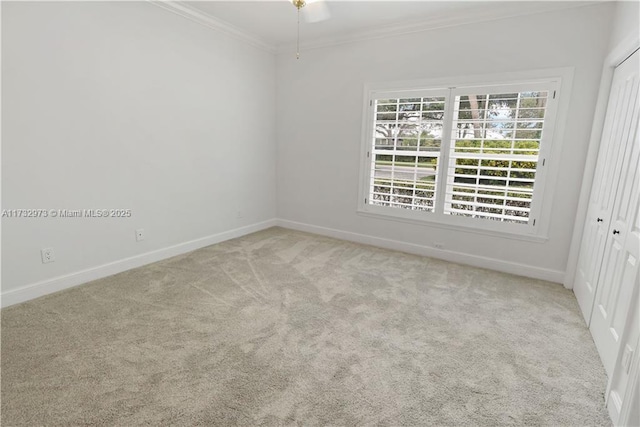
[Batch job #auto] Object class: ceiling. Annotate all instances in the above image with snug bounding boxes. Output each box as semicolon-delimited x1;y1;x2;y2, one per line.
182;1;599;51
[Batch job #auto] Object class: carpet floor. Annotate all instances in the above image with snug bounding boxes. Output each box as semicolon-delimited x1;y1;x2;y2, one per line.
1;227;610;426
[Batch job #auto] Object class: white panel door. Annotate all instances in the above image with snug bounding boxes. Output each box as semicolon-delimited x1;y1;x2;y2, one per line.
589;50;640;376
574;50;640;323
605;287;640;425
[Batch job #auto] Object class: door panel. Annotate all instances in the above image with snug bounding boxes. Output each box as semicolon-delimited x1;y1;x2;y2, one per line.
591;195;640;376
606;289;639;426
576;217;608;315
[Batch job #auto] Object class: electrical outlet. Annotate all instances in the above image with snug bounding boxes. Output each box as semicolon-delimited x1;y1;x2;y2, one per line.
41;247;55;264
135;228;145;242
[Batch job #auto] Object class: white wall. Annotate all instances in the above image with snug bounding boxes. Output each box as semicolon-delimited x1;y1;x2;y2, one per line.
1;2;277;297
276;3;614;282
0;1;621;303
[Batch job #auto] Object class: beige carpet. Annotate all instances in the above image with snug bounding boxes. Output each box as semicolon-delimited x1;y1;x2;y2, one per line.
1;227;610;426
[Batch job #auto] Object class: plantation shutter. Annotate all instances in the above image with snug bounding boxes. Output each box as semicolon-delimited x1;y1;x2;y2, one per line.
443;87;552;224
369;91;447;212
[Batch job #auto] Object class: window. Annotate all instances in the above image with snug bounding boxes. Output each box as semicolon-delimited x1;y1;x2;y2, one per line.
359;76;563;237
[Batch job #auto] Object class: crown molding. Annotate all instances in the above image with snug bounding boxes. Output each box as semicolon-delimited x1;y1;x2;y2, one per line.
148;0;601;58
148;1;277;54
276;1;601;55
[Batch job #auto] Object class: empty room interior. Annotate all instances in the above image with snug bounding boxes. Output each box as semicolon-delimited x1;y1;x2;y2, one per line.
1;0;639;425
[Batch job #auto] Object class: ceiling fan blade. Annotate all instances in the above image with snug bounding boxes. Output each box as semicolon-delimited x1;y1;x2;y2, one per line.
302;0;330;23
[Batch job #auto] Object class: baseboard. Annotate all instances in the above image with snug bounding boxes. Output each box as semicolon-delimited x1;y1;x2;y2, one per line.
1;217;566;308
276;219;565;283
0;219;277;308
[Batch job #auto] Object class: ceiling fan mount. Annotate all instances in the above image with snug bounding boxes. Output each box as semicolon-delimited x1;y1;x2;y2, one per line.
292;0;306;10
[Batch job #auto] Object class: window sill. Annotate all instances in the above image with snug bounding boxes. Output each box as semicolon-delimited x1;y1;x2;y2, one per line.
356;208;549;243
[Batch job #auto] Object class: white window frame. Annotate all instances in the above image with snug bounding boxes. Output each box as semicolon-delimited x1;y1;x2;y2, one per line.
357;68;574;242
